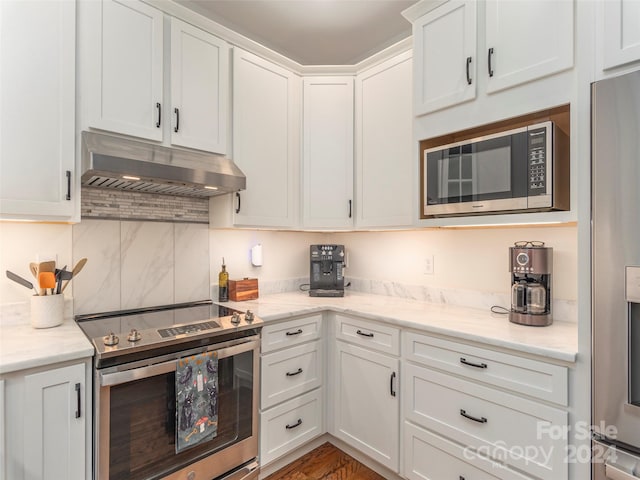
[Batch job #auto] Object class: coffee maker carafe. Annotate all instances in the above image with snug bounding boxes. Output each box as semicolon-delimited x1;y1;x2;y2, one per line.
509;242;552;326
309;245;345;297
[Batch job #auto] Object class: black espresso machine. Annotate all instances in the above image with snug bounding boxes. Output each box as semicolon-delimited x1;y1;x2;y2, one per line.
309;244;345;297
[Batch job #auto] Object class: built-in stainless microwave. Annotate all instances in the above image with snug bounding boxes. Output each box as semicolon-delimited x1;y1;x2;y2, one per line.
422;121;569;217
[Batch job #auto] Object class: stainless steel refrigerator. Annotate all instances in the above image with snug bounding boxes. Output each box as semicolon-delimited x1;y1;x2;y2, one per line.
592;69;640;479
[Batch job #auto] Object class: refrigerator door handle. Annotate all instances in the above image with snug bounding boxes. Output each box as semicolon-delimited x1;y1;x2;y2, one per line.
605;463;639;480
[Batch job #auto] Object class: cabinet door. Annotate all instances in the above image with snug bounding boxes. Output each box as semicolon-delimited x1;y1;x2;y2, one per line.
485;0;573;94
23;363;86;480
333;341;399;471
355;51;414;228
302;77;354;228
170;18;228;153
413;1;476;115
602;0;640;69
87;0;163;141
232;48;300;227
0;0;76;220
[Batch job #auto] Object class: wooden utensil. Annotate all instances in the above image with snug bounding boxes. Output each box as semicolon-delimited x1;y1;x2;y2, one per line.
60;258;87;293
29;262;39;279
38;271;56;295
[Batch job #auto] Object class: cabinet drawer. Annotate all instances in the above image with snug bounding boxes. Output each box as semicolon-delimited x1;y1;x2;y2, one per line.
262;314;322;353
403;331;568;405
404;364;567;480
335;314;400;355
404;422;532;480
261;340;323;409
260;389;323;466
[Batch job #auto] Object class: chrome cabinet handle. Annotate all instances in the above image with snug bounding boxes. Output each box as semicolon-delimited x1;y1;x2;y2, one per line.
390;371;397;397
460;357;488;369
174;107;180;133
75;383;81;418
488;47;494;77
466;56;472;85
65;170;71;201
460;409;487;424
286;368;303;377
285;418;302;430
356;329;374;338
156;102;161;128
285;329;303;336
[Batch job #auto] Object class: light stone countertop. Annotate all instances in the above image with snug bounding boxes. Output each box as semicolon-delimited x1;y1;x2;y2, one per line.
220;290;578;363
0;317;94;375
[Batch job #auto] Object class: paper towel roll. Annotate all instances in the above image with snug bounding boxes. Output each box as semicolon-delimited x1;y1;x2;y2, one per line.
251;244;263;267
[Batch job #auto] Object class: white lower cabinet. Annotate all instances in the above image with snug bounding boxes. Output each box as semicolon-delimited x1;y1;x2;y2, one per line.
260;315;324;466
332;339;400;471
2;360;90;480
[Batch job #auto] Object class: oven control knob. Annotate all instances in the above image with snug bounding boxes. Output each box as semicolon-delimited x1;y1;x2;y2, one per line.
127;329;141;342
103;332;119;346
231;312;241;325
245;310;254;323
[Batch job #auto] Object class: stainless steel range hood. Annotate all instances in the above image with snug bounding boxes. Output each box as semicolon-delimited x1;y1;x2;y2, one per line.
81;131;245;197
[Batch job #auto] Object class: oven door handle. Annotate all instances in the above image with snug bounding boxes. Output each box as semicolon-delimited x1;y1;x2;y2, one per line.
100;339;260;387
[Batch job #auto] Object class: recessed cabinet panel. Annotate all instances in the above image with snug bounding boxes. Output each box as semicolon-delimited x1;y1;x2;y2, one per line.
0;0;76;220
170;18;228;153
485;0;573;93
233;48;300;227
602;0;640;69
88;0;164;141
413;0;477;115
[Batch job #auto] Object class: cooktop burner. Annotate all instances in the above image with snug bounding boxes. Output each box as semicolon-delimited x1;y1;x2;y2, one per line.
75;300;262;367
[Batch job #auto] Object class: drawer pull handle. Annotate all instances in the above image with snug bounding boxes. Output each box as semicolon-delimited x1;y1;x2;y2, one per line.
488;47;495;77
356;329;374;338
286;368;303;377
286;329;303;336
460;409;487;424
466;56;472;85
460;357;487;369
390;371;397;397
75;383;81;419
285;418;302;430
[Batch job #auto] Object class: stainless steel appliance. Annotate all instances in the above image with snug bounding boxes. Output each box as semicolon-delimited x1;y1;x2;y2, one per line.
309;244;345;297
592;70;640;479
75;300;262;480
422;120;569;217
509;242;553;326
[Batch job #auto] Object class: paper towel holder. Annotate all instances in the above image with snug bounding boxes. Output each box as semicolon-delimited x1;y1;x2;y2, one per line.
251;244;263;267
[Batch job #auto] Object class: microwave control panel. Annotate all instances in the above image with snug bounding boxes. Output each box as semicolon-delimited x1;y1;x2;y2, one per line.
527;126;548;194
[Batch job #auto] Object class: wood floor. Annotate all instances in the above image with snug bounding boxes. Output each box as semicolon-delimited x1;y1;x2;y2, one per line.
264;443;386;480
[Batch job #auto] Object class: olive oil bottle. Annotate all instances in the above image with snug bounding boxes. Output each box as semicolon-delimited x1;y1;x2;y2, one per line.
218;258;229;302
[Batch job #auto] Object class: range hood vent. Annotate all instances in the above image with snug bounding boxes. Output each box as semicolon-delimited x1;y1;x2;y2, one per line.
81;131;246;198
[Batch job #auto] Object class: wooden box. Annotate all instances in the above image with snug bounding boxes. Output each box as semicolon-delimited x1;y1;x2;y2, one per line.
229;278;259;301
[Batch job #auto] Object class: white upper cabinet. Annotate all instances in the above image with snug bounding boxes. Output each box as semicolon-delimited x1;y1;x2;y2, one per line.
86;0;164;141
302;77;354;229
231;48;300;228
601;0;640;69
170;18;228;153
84;0;229;154
355;51;414;228
413;1;477;115
0;0;77;221
484;0;574;94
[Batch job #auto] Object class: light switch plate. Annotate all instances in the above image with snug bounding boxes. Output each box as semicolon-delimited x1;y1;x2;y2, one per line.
625;266;640;303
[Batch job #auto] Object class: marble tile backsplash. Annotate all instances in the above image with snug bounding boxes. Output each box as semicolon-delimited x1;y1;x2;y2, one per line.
73;219;210;315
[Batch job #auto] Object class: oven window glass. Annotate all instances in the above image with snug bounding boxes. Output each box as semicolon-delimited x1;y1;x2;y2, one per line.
107;350;254;480
426;132;528;206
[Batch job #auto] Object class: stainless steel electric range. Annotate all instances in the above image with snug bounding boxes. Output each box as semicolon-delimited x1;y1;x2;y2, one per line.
75;300;262;480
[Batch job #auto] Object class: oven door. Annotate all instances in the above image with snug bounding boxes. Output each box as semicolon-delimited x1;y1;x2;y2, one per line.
95;337;259;480
423;128;530;216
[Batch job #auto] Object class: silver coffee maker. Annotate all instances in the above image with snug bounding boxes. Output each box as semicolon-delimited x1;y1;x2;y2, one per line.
509;241;552;326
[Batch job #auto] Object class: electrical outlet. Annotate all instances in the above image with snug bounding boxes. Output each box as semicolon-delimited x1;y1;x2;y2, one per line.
423;255;434;275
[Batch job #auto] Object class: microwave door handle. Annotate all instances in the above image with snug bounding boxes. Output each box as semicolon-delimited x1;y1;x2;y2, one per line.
100;338;260;387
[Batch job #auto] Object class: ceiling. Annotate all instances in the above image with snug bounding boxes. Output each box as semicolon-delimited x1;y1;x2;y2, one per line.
174;0;418;65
